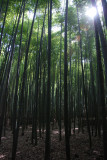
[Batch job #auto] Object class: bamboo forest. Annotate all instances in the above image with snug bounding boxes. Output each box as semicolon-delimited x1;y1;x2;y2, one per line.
0;0;107;159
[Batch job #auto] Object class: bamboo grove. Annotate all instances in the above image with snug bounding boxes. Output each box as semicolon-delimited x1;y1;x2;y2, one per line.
0;0;107;159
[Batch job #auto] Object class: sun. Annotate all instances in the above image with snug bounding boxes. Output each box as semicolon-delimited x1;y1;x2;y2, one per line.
85;1;103;19
85;7;97;19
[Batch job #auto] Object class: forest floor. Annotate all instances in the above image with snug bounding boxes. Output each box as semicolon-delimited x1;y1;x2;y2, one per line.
0;125;104;160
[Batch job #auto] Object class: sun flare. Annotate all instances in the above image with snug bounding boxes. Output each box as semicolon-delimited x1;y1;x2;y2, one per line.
85;1;103;19
85;7;97;19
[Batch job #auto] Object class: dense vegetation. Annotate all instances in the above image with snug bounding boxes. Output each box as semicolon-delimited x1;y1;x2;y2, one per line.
0;0;107;159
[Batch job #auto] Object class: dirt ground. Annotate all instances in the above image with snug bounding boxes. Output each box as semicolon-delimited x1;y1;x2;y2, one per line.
0;126;104;160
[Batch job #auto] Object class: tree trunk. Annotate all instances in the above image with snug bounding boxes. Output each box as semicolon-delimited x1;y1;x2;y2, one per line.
33;6;46;145
0;0;24;143
64;0;70;159
45;0;52;159
0;0;3;15
102;0;107;28
76;1;92;149
91;0;107;85
0;0;9;55
59;22;62;141
11;1;38;159
94;18;107;160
